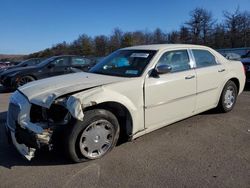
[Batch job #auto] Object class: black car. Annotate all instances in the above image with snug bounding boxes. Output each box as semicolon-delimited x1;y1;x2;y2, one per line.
241;51;250;84
0;58;42;73
0;55;94;89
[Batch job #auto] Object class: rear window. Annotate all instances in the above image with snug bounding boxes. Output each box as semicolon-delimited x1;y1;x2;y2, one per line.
193;50;217;68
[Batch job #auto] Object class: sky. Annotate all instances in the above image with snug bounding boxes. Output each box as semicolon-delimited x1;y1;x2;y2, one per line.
0;0;249;54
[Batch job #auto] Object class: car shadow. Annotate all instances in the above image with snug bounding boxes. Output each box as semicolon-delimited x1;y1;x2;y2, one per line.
244;84;250;91
0;85;13;93
0;111;74;169
0;111;127;169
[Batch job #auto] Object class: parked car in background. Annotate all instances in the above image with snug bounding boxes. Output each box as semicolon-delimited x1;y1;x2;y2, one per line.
89;57;105;64
241;51;250;84
217;47;250;57
0;61;19;69
0;58;43;73
222;52;241;60
0;55;94;89
5;44;245;162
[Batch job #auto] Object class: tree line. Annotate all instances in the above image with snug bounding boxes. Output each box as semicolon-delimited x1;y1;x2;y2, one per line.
28;7;250;59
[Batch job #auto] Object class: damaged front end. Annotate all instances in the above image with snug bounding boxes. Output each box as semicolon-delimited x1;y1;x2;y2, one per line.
6;90;84;160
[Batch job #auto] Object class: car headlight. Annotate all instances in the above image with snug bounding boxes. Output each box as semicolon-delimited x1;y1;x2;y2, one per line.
30;100;71;126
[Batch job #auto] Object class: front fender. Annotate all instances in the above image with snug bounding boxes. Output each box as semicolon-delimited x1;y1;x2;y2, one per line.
66;83;144;134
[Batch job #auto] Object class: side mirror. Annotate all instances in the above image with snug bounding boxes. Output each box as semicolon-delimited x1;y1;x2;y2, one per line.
241;55;246;58
155;64;172;74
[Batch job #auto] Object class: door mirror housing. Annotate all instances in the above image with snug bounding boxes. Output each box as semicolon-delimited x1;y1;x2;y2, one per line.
155;64;172;74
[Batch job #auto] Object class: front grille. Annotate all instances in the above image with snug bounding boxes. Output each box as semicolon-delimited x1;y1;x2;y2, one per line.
7;102;20;130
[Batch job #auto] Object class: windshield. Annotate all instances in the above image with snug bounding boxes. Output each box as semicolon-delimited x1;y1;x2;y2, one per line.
16;59;37;67
37;57;57;67
16;60;29;67
89;50;156;77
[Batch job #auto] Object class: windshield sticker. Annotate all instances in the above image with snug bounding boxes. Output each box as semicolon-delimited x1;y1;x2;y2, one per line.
125;70;138;75
130;53;149;58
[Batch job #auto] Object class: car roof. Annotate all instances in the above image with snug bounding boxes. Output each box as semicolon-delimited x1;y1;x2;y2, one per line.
122;44;210;51
55;55;84;57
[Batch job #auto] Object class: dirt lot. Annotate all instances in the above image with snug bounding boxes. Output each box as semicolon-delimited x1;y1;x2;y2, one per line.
0;86;250;188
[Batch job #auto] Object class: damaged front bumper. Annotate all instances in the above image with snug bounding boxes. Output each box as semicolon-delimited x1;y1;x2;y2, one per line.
6;122;52;160
6;91;53;160
6;89;88;160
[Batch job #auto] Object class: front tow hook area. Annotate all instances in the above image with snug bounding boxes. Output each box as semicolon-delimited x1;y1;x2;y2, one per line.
10;131;36;161
15;124;40;149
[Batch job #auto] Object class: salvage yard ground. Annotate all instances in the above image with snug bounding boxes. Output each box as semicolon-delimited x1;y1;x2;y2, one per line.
0;85;250;188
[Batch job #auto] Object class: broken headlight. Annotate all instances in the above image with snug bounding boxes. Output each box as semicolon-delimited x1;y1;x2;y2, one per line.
30;98;71;125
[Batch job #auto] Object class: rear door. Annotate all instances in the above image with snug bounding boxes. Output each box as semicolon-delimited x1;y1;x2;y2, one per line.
192;49;227;112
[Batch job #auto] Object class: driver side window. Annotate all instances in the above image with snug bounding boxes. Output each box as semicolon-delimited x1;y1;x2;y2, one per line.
72;57;91;65
51;57;68;66
157;50;191;72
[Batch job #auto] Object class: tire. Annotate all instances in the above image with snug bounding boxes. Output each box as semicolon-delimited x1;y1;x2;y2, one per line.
216;80;238;113
16;75;35;87
65;109;120;163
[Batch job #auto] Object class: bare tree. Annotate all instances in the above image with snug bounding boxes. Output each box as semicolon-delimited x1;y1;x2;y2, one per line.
131;31;146;45
27;7;250;59
94;35;108;57
121;32;133;47
186;8;215;45
152;28;167;43
179;26;191;43
212;24;228;49
167;31;180;43
238;11;250;47
109;28;123;52
224;8;242;47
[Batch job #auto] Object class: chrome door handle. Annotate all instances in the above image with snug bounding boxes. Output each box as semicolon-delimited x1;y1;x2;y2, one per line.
185;75;195;79
218;69;225;72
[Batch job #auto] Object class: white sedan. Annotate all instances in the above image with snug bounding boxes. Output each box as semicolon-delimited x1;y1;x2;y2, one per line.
6;44;246;162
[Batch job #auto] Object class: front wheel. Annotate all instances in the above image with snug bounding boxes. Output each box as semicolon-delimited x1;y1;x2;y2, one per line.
65;109;120;163
16;75;35;87
216;80;238;113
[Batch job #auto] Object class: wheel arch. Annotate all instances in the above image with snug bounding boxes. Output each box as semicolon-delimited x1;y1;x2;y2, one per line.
16;74;37;81
83;101;133;142
24;74;37;80
228;77;240;94
216;77;240;106
13;74;37;88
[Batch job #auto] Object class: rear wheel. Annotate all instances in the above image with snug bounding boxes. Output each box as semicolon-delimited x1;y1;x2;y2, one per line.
16;75;35;87
216;80;238;113
65;109;120;162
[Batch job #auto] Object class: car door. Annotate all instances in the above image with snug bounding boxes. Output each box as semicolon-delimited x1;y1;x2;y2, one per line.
144;49;196;129
48;57;70;77
70;57;93;72
192;49;227;112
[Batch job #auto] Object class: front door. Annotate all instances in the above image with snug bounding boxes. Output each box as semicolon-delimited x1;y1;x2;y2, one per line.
144;49;196;129
48;57;70;77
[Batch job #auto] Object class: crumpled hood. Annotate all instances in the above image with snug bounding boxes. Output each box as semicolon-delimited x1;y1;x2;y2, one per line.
18;72;128;108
